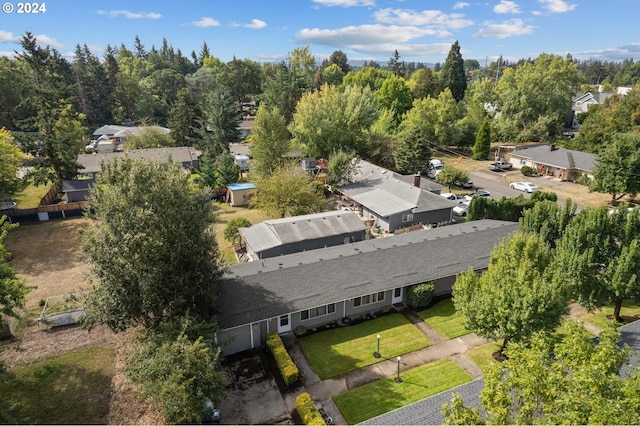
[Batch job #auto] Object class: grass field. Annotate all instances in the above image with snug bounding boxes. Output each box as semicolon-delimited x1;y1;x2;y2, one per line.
333;358;471;424
298;313;432;380
212;202;270;265
11;180;51;209
418;298;470;339
0;346;115;424
577;301;640;329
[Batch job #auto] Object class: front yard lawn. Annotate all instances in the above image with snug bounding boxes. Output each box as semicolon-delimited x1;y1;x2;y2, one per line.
465;341;502;373
333;358;471;424
298;313;432;380
418;298;470;339
12;179;51;209
577;300;640;329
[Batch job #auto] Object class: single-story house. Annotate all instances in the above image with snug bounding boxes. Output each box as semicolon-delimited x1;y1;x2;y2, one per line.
91;125;171;152
61;179;95;202
236;118;254;139
76;147;202;177
337;161;456;233
226;182;256;207
215;219;519;356
238;210;368;260
505;144;596;181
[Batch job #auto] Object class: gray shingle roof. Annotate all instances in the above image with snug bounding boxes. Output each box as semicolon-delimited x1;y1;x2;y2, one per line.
77;147;202;174
339;161;456;216
238;210;367;253
217;220;519;329
510;145;596;172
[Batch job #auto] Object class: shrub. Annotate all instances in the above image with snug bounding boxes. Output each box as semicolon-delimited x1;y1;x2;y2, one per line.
296;392;325;425
521;165;534;176
266;333;299;385
407;282;434;310
294;325;307;337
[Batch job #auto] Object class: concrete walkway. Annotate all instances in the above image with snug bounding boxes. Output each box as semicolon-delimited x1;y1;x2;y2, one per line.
284;302;600;425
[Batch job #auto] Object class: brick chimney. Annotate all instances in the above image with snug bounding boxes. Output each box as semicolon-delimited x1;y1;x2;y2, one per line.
549;143;556;151
413;172;421;187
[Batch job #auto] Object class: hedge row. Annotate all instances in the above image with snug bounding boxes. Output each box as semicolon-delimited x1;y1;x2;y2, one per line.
266;332;299;385
296;392;325;425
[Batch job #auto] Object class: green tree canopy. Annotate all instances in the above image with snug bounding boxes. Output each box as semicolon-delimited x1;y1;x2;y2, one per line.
443;321;640;425
0;128;24;198
556;205;640;322
0;216;31;331
223;217;252;245
326;150;359;186
376;75;413;124
436;165;469;191
393;127;432;175
519;198;577;248
249;164;325;218
472;116;491;160
125;127;175;150
248;105;290;178
453;231;568;354
589;132;640;202
439;41;467;102
82;157;223;331
288;83;378;158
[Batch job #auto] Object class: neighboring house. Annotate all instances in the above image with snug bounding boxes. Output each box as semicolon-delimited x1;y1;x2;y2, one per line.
76;147;202;177
215;219;519;356
233;153;251;171
239;210;368;260
337;161;456;233
572;91;614;115
90;125;171;153
365;318;640;425
226;183;256;207
506;144;596;181
61;179;95;202
236;118;254;140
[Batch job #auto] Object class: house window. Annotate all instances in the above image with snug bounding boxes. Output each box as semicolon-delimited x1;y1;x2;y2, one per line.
402;213;414;222
279;315;289;327
353;292;385;308
394;288;402;298
300;303;337;321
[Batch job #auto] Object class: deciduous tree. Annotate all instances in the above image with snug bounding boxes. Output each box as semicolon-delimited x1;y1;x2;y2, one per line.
0;216;31;331
248;105;290;178
249;164;325;218
443;321;640;425
82;157;224;331
556;205;640;322
436;166;469;191
589;132;640;203
0;128;24;198
453;232;568;354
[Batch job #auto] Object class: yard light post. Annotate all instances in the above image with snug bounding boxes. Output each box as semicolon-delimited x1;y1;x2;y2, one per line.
395;356;402;383
374;334;381;358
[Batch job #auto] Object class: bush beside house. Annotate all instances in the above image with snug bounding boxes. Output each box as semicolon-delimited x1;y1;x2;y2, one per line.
296;392;326;425
407;282;435;310
266;333;299;385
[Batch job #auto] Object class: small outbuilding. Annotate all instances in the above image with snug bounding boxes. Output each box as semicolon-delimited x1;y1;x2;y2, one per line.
226;183;256;207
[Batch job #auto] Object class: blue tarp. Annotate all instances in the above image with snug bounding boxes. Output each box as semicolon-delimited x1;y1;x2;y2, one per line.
227;183;256;191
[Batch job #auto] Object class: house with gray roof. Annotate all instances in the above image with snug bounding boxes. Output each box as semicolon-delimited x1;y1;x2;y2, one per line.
77;147;202;176
506;144;596;181
239;210;368;260
215;219;519;356
337;161;456;233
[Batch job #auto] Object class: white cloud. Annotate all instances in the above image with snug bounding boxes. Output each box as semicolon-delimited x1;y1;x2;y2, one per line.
97;10;161;19
453;2;470;10
0;50;17;59
192;17;220;27
538;0;576;13
494;1;521;14
474;19;535;39
243;19;267;30
575;43;640;61
312;0;375;6
373;8;474;30
0;30;18;43
296;24;448;48
35;34;64;49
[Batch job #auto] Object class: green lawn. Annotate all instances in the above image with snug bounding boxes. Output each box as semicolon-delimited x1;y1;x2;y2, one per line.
0;346;115;424
212;202;270;265
465;341;503;373
577;301;640;330
333;358;471;424
298;313;432;380
418;298;470;339
12;180;51;209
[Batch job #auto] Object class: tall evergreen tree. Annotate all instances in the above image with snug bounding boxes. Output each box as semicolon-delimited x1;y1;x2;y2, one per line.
388;50;403;77
394;127;432;175
440;41;467;102
472;116;491;160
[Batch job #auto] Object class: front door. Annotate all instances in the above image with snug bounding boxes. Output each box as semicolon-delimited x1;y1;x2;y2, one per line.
277;314;291;333
392;287;403;304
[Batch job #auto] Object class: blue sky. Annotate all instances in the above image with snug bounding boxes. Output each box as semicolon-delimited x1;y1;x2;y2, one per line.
0;0;638;65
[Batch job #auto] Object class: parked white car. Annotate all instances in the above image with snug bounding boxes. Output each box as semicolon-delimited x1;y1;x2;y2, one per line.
509;181;539;193
453;201;470;216
440;193;466;204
